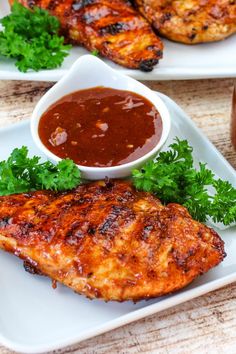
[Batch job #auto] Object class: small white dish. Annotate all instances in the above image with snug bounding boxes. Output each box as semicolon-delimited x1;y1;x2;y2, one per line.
31;55;171;180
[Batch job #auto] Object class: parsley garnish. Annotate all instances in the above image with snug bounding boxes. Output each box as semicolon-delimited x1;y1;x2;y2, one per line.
1;140;235;226
0;1;71;72
0;146;80;196
132;138;236;225
91;49;99;56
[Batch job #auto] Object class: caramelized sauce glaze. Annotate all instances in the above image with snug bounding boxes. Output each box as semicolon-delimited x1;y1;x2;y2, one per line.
39;87;163;167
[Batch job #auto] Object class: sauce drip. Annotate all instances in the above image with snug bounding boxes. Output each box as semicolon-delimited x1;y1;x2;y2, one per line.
38;87;163;167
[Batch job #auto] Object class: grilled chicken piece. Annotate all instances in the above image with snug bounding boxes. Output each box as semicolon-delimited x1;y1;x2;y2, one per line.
10;0;163;71
134;0;236;44
0;180;225;301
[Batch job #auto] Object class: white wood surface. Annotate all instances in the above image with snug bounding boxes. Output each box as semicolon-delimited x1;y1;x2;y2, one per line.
0;78;235;354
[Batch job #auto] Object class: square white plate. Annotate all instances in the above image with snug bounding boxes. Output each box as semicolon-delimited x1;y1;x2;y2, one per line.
0;92;236;354
0;1;236;81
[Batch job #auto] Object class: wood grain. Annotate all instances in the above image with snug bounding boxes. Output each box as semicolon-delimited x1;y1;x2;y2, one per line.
0;78;235;354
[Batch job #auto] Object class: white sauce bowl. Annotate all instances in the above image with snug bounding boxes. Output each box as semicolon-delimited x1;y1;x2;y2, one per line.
31;55;171;180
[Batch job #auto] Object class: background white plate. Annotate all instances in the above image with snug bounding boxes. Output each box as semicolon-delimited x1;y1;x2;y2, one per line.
0;1;236;81
0;92;236;354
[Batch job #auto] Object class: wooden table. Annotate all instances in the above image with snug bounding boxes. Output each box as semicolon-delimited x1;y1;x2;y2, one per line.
0;78;235;354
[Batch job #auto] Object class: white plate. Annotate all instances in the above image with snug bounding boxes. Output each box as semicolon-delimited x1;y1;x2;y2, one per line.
0;1;236;81
0;92;236;354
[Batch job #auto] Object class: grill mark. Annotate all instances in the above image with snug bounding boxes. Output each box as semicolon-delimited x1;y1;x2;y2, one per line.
68;197;92;206
82;6;120;25
65;221;92;245
160;12;172;24
72;0;94;11
48;0;60;10
99;206;122;234
65;221;80;238
99;205;134;236
99;22;126;35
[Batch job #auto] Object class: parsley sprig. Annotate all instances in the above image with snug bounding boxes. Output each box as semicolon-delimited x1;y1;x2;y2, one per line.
132;138;236;225
0;146;80;196
0;1;71;72
0;140;235;226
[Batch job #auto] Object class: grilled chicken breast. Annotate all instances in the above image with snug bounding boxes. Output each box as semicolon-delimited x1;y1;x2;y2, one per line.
10;0;163;71
134;0;236;44
0;180;225;301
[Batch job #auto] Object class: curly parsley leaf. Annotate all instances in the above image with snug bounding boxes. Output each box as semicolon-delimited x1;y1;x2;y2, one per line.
210;180;236;225
132;138;236;225
0;146;81;196
91;49;99;56
0;1;71;72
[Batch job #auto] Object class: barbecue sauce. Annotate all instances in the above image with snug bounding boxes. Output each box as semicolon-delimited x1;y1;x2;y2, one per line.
38;87;163;167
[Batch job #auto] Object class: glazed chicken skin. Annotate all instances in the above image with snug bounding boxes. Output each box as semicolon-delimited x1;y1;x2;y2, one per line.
134;0;236;44
0;180;225;302
10;0;163;71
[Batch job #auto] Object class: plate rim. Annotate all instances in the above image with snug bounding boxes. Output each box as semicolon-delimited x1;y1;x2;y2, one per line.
0;92;235;353
0;65;235;82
